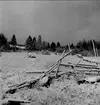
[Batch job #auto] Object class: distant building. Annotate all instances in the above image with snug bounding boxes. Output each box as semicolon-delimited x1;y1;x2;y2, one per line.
9;44;25;51
16;45;25;50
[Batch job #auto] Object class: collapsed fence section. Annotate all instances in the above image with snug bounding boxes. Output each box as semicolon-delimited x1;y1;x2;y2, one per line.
3;49;100;104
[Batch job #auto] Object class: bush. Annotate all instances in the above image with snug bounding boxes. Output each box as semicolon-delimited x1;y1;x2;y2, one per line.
80;50;94;56
42;50;50;55
56;47;64;53
71;49;79;55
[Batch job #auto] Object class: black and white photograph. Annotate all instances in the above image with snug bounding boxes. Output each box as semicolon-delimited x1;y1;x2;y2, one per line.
1;0;100;105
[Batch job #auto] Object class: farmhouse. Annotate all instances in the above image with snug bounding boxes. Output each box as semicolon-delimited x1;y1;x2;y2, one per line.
9;44;25;51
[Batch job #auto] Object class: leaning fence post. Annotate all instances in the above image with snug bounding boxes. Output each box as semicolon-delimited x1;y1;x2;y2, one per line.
55;50;66;78
92;40;96;57
68;43;71;55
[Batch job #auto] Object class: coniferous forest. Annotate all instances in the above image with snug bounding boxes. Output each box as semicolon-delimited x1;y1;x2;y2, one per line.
0;33;100;56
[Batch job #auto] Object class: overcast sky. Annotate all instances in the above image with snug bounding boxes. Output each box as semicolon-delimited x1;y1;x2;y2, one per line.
0;1;100;45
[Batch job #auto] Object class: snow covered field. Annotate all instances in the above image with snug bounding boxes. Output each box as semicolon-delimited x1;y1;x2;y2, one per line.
1;52;100;105
1;52;100;71
0;52;61;71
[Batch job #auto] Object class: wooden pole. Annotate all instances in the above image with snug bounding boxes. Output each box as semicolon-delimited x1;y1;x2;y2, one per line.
6;50;73;94
27;50;73;88
55;49;66;78
96;47;98;57
95;47;98;66
68;43;71;55
92;40;96;57
42;50;73;77
72;59;83;74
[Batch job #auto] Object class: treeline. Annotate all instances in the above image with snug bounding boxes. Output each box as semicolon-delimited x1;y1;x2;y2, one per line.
25;35;61;52
0;33;10;51
0;33;100;54
0;34;61;52
76;39;100;51
0;33;17;51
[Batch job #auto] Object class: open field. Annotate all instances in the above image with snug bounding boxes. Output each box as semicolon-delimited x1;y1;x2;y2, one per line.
1;52;100;105
1;52;100;71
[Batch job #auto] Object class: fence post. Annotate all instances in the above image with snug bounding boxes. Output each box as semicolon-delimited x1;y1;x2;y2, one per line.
92;40;96;57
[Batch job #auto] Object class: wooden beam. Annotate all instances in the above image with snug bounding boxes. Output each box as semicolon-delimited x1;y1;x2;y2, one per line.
92;40;96;57
55;49;66;78
68;62;98;67
96;47;98;57
26;71;45;74
6;50;73;94
68;43;71;54
1;99;30;105
60;63;100;70
76;54;100;64
8;99;30;103
42;50;73;77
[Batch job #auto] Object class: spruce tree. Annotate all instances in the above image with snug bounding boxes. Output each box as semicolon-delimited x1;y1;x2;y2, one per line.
36;35;42;50
32;37;36;50
25;35;33;51
0;33;8;47
57;42;60;48
47;42;50;49
10;34;17;45
0;33;9;51
42;41;46;50
51;42;56;52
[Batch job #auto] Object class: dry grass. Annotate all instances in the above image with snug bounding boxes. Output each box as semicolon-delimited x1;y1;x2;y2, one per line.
1;52;100;105
3;76;100;105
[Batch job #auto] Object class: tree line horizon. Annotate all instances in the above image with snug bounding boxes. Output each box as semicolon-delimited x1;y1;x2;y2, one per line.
0;33;99;54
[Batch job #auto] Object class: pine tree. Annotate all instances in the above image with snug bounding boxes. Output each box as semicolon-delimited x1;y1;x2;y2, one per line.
0;33;8;47
32;37;36;50
25;35;33;51
70;43;75;49
36;35;42;50
76;41;83;51
42;41;46;50
51;42;56;52
87;40;92;51
10;34;17;46
42;41;48;50
0;33;9;51
57;42;60;48
47;42;50;49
